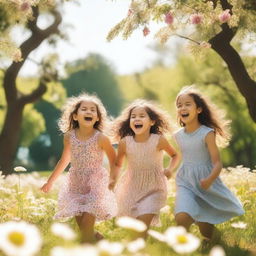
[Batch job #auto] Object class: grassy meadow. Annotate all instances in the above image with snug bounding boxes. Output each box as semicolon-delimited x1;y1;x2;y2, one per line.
0;166;255;256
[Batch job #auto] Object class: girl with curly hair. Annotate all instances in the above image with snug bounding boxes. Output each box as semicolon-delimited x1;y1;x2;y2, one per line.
41;93;117;243
112;99;179;235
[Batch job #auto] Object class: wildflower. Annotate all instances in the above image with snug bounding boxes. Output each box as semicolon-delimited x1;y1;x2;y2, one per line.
0;221;42;256
143;26;150;37
231;221;247;229
160;205;171;214
190;14;203;25
51;223;76;240
219;9;231;23
148;229;166;242
165;12;174;25
200;41;211;48
209;245;226;256
165;226;200;254
126;238;145;253
51;246;98;256
14;166;27;172
116;216;147;232
97;240;124;255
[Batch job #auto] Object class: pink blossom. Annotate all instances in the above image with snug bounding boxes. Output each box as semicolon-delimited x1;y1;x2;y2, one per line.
143;26;150;37
20;1;30;12
219;9;231;23
127;8;133;16
190;14;203;25
165;12;174;25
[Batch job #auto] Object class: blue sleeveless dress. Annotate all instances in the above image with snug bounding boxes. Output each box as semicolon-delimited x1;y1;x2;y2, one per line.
174;125;244;224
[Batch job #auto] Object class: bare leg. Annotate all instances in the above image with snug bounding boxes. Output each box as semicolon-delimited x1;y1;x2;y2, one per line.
137;214;155;238
197;222;215;240
175;212;194;231
75;215;83;229
78;212;96;243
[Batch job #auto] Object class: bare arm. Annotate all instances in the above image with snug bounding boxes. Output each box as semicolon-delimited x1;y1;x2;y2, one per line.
98;134;117;189
41;134;71;193
158;136;180;179
200;131;222;190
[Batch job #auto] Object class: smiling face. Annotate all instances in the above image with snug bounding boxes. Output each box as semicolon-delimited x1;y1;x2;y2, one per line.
73;101;99;128
129;106;155;135
176;94;202;125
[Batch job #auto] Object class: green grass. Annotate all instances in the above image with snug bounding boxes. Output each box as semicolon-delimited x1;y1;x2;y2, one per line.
0;166;255;256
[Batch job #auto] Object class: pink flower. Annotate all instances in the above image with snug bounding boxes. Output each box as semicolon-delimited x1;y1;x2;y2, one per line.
165;12;174;25
127;8;133;16
143;26;150;37
190;14;203;25
20;1;31;12
219;9;231;23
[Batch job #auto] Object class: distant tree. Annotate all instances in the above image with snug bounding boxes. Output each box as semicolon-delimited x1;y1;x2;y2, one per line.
63;54;123;116
108;0;256;122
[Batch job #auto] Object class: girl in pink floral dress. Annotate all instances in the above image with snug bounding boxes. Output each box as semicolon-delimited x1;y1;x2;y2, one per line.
112;99;179;236
41;93;117;243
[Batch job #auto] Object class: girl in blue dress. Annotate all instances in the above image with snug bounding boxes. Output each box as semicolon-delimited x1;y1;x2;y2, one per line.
174;86;244;241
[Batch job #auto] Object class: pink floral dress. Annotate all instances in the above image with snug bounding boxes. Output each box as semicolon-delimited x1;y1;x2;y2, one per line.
54;130;117;220
115;134;168;224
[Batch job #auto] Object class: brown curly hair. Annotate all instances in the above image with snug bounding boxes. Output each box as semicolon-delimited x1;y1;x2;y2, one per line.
176;86;231;147
111;99;173;142
58;93;108;133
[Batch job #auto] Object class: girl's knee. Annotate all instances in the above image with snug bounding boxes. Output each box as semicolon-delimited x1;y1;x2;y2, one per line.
175;212;194;228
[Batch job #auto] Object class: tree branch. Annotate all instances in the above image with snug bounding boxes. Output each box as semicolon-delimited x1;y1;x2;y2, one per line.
3;7;62;104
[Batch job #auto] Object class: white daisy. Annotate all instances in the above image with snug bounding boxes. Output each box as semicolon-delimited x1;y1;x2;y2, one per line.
51;223;76;240
14;166;27;172
0;221;42;256
147;230;166;242
165;226;200;254
116;216;147;232
209;245;226;256
126;238;146;253
97;240;124;255
231;221;247;229
51;245;98;256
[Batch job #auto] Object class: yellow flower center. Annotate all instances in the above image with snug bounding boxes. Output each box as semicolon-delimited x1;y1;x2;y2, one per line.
177;235;188;244
8;232;25;246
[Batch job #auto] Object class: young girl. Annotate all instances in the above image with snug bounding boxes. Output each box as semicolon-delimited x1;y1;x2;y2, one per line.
174;86;244;241
41;93;117;243
112;99;179;234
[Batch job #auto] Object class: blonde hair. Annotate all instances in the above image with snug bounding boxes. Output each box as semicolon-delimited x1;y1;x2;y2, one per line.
176;86;231;147
112;99;173;142
58;93;108;133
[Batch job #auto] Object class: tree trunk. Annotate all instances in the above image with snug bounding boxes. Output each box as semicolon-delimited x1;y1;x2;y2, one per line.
0;103;24;174
208;0;256;122
0;7;61;175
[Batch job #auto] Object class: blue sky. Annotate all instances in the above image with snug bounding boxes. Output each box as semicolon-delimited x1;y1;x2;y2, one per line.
17;0;177;77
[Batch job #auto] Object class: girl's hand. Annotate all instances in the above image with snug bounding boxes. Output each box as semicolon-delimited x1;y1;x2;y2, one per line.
41;182;52;193
164;169;172;179
200;178;212;190
108;179;116;190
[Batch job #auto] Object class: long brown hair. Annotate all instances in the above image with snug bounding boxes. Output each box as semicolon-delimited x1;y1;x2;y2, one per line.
58;93;108;133
176;86;231;147
111;99;173;142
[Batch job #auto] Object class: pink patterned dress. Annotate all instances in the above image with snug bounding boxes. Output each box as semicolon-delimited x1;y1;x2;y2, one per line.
115;134;168;224
54;130;117;220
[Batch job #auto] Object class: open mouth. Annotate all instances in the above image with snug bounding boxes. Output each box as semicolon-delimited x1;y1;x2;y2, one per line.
181;113;189;118
84;117;93;121
134;124;143;129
